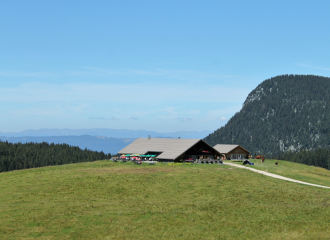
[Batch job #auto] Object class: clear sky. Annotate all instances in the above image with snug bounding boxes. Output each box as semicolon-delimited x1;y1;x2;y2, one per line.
1;1;330;133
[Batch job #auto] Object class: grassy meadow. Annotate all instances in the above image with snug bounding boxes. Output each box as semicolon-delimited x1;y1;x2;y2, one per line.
1;160;330;239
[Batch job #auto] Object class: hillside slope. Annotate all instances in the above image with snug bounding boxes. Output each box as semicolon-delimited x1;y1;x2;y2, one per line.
204;74;330;156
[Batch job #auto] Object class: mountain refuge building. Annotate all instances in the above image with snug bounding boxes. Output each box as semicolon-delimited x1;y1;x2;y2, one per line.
118;137;224;162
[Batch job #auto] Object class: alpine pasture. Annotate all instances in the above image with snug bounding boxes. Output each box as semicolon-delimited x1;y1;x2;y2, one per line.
1;160;330;239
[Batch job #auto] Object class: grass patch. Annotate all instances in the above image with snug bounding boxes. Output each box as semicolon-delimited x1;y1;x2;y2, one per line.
0;161;330;239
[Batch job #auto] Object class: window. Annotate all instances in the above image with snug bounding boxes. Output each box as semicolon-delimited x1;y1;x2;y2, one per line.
231;154;244;159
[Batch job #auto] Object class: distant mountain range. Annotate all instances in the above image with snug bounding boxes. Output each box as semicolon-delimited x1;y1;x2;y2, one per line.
0;128;211;139
0;135;134;155
204;74;330;156
0;129;212;154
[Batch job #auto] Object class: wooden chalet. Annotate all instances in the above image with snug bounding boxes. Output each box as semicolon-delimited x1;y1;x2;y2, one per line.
213;144;250;160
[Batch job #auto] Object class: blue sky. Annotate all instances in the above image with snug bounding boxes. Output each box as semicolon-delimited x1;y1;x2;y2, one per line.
1;1;330;132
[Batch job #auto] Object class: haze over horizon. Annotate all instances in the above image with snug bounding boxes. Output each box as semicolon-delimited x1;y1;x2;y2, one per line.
1;1;330;133
0;128;212;139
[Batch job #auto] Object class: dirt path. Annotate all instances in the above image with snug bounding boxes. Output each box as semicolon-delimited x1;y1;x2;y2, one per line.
224;162;330;189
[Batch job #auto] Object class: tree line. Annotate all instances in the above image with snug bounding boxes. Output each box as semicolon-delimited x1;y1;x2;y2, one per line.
0;140;111;173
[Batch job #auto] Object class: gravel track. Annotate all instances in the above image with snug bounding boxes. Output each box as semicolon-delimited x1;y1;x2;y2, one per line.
224;162;330;189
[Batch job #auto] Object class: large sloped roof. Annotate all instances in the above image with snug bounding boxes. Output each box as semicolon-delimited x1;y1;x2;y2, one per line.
118;138;209;160
213;144;249;154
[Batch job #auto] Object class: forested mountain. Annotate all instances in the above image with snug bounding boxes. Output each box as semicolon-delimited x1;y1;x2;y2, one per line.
0;141;111;173
204;74;330;157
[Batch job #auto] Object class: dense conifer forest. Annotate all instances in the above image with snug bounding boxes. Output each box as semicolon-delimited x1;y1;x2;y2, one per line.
204;74;330;169
280;148;330;170
0;141;111;173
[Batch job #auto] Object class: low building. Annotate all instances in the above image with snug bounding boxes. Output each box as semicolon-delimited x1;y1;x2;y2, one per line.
118;137;224;162
213;144;249;160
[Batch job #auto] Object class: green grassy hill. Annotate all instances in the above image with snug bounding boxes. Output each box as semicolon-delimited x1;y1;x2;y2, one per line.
1;161;330;239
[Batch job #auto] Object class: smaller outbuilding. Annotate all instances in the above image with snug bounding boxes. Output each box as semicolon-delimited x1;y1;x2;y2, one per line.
213;144;250;160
